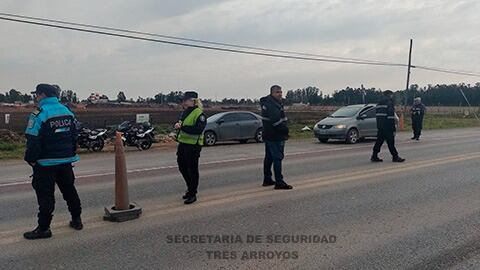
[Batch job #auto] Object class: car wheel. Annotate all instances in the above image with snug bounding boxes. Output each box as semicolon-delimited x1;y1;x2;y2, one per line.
255;128;263;143
204;131;217;146
346;128;359;144
318;138;329;143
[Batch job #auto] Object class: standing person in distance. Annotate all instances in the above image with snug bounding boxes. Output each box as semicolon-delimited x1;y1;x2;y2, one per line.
260;85;293;190
174;91;207;204
410;97;426;140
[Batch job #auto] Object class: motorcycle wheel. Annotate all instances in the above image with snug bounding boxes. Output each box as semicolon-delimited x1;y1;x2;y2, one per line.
91;139;104;152
139;139;152;150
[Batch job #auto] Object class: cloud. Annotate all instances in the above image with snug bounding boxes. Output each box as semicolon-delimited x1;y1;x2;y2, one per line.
0;0;479;99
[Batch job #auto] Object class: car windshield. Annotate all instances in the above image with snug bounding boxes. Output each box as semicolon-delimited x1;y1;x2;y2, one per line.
330;106;363;118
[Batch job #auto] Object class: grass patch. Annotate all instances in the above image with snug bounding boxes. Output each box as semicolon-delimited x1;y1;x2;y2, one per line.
288;121;318;140
0;142;25;160
154;123;174;136
403;114;480;130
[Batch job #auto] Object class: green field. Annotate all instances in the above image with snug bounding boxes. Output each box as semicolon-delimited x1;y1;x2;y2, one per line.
403;114;480;130
1;115;478;160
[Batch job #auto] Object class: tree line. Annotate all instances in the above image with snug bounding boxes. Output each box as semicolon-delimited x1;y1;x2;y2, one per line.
2;83;480;106
0;88;77;104
283;83;480;106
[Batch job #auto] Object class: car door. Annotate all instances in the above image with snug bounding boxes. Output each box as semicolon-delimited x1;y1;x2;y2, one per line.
217;113;241;140
237;113;261;138
357;107;376;137
362;108;377;136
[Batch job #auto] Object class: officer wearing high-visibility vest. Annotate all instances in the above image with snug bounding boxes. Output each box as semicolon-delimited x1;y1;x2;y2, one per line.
174;91;206;204
371;90;405;163
23;84;83;240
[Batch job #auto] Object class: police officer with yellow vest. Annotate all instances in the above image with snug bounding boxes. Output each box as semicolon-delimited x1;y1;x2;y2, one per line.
174;91;206;204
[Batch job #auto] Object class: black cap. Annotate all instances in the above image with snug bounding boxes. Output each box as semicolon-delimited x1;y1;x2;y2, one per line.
31;84;60;97
181;91;198;101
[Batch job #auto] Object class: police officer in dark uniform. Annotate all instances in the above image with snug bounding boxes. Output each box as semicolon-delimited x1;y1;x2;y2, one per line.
371;90;405;163
411;97;426;140
260;85;293;190
174;91;206;204
23;84;83;240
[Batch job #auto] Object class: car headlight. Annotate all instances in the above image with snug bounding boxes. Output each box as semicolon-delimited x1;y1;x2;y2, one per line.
335;124;346;129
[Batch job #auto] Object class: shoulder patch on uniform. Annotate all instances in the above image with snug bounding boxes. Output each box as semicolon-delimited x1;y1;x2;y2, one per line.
32;107;42;116
27;118;35;129
199;115;206;122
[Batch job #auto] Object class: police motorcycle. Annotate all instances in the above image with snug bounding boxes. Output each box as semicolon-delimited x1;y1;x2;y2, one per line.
77;124;108;152
117;121;155;150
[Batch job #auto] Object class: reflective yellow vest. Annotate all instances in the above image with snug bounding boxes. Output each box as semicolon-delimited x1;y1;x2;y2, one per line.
177;107;204;146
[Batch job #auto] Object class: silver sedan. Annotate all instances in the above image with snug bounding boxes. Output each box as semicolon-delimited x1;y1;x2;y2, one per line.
203;111;263;146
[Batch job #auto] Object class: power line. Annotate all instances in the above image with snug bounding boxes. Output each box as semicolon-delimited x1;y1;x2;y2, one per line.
0;12;398;65
0;15;407;68
414;65;480;78
1;13;480;78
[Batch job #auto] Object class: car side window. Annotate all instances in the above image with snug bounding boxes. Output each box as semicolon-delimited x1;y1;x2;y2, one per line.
237;113;257;121
365;109;376;118
359;107;374;118
221;113;239;123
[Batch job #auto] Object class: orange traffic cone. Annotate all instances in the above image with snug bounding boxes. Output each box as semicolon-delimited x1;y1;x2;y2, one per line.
399;113;405;131
104;132;142;222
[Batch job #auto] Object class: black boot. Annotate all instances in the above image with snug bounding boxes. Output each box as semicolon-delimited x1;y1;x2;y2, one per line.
262;180;275;186
274;182;293;190
69;217;83;230
392;156;406;162
23;227;52;240
182;191;189;199
371;155;383;162
184;195;197;204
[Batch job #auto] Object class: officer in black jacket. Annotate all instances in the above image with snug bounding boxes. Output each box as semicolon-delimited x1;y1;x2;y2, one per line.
411;97;426;140
23;84;83;240
260;85;293;190
371;90;405;163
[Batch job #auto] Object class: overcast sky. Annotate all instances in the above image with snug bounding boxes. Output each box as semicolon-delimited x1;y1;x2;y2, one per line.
1;0;479;100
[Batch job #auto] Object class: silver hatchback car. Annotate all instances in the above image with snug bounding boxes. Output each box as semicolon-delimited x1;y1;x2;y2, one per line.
203;111;263;146
314;104;398;144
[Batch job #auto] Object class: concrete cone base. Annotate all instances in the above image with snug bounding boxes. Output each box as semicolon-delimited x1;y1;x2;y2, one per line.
104;202;142;222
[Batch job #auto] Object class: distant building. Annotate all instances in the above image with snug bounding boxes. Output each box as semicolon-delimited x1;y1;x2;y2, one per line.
87;93;109;104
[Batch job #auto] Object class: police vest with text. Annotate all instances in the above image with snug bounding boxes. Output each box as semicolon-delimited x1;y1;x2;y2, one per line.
177;108;204;146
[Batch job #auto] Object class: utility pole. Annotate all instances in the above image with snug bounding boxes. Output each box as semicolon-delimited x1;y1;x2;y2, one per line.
405;39;413;107
361;84;366;104
401;39;413;131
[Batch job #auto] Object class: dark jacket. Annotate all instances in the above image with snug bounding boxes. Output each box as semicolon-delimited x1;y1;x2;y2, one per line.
375;97;396;132
410;103;426;120
260;95;289;141
24;97;79;166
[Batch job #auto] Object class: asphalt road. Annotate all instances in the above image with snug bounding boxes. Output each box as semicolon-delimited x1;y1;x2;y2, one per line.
1;128;479;270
